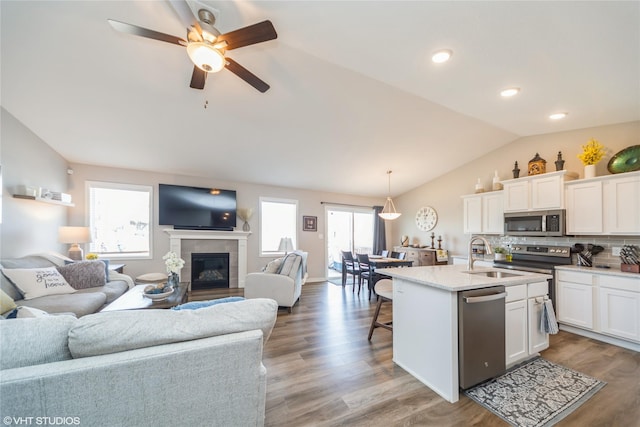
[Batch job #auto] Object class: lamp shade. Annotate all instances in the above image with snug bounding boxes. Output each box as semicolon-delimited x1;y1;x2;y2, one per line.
58;226;91;244
278;237;294;253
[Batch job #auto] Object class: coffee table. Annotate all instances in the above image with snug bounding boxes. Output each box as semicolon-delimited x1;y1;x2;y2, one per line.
101;282;189;312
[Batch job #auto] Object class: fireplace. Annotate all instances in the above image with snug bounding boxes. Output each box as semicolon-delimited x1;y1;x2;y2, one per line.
191;253;230;290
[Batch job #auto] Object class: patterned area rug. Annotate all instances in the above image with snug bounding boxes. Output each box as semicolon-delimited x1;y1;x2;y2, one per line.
464;357;606;427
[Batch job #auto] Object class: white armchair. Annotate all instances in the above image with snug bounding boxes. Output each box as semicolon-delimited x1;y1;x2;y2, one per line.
244;251;308;313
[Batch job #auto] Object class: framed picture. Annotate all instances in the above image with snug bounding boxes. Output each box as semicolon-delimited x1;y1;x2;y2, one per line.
303;216;317;232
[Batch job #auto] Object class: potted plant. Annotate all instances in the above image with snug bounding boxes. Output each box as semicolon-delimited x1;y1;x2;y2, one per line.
577;138;605;179
493;246;507;261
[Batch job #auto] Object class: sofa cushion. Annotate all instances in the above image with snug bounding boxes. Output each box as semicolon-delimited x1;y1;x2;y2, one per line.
6;306;51;318
0;315;77;369
57;260;107;289
75;280;129;304
0;288;17;315
15;292;107;318
1;267;77;300
68;298;278;358
172;297;245;310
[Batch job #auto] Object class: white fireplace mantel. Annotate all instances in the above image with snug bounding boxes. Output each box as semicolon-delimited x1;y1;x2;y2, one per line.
164;229;251;288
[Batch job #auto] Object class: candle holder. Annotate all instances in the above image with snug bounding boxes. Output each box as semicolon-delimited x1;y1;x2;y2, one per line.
430;232;435;249
438;236;442;250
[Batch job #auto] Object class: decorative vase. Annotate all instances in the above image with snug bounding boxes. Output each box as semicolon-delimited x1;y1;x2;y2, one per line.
495;253;506;261
584;164;596;179
512;161;520;178
555;151;565;171
168;272;179;288
242;221;250;232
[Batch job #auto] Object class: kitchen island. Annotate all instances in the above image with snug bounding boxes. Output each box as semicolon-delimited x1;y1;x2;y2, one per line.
377;264;552;403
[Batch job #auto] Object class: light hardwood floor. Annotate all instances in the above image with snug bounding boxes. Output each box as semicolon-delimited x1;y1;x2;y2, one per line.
191;281;640;426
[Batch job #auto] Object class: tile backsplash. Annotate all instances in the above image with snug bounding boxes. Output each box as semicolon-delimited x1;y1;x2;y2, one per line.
482;235;640;268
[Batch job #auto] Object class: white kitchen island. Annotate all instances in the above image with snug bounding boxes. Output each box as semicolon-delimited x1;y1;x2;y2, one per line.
378;264;552;403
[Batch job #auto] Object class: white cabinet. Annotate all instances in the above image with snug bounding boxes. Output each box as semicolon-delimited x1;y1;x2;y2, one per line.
505;285;527;366
504;282;549;367
502;170;578;212
565;171;640;235
565;180;603;234
603;173;640;235
598;276;640;342
557;271;594;329
461;192;503;234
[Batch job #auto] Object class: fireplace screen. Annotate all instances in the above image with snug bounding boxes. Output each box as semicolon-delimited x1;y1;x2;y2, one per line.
191;253;230;289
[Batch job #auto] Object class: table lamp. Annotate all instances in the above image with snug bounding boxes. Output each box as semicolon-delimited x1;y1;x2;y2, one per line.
278;237;294;254
58;226;92;261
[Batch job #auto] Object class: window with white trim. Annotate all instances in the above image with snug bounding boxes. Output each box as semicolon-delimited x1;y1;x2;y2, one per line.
86;181;152;259
260;197;298;256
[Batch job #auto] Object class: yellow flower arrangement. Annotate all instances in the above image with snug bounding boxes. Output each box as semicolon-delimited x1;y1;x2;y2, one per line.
577;138;605;166
86;253;99;260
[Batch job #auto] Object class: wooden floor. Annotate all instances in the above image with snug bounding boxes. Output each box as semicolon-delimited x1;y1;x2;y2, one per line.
191;281;640;427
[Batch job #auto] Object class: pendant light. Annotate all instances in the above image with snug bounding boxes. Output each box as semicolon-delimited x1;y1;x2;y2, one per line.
379;170;401;220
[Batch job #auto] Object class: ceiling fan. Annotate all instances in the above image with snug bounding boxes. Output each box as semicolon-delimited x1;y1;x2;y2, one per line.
108;0;277;92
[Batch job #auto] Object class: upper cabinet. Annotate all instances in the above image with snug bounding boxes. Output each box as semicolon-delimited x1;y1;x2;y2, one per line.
462;191;504;234
566;171;640;235
502;171;579;212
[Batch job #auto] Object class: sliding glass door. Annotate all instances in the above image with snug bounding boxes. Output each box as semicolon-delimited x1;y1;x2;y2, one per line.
326;206;374;278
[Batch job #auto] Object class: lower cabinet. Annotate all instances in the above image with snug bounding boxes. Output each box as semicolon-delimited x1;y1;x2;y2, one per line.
505;282;549;367
557;269;640;345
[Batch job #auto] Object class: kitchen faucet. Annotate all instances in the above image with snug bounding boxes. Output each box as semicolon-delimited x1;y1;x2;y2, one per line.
468;235;493;270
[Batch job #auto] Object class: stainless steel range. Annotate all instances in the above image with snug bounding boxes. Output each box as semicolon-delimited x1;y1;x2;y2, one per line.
493;244;573;307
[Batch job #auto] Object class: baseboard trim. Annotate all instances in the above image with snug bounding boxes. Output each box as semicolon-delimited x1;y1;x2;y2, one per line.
559;324;640;352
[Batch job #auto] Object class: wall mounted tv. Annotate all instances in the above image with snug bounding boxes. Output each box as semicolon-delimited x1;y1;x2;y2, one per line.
159;184;237;231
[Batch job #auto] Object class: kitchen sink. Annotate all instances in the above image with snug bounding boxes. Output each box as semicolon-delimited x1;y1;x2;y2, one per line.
465;270;521;278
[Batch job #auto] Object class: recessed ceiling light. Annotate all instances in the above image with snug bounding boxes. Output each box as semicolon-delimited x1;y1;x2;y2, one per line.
432;49;452;63
500;87;520;97
549;112;568;120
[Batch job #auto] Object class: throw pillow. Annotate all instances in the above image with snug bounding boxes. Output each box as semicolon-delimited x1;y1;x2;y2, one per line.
0;288;17;315
278;253;300;276
263;258;282;274
6;306;51;318
64;259;110;281
1;267;76;300
57;261;107;289
172;297;245;310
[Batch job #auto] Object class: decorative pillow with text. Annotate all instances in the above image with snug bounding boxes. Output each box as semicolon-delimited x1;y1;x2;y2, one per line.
1;267;77;300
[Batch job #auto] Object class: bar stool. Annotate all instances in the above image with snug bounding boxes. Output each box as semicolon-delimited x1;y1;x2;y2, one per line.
368;278;393;340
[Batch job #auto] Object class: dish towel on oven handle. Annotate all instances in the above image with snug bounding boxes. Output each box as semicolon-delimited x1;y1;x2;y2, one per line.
540;299;559;334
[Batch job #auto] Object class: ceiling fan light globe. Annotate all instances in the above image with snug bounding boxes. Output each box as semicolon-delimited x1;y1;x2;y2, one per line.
186;42;225;73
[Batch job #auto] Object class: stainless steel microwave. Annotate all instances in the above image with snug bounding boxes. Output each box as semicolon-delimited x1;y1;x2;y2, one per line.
504;209;566;236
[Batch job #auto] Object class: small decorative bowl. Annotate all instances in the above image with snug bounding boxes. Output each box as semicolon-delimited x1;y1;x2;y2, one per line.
143;286;174;301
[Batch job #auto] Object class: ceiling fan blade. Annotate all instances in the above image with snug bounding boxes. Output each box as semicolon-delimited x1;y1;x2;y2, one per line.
190;66;207;90
168;0;202;35
108;19;186;46
217;20;277;50
224;57;270;93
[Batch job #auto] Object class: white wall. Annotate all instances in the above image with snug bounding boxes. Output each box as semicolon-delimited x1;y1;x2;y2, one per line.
1;108;69;257
65;163;387;281
393;121;640;261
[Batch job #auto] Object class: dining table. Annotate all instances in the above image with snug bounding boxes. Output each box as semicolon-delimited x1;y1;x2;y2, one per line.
365;256;413;298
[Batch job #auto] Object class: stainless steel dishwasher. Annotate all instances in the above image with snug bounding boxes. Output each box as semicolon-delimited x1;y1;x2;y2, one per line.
458;286;506;389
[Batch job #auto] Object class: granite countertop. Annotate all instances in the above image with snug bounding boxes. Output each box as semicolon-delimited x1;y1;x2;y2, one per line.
555;264;640;279
377;264;552;292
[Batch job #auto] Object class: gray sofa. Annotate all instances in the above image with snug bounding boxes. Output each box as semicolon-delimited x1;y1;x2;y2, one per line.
1;254;132;317
0;298;277;427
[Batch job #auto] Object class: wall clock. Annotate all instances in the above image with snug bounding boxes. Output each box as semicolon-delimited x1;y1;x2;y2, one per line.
415;206;438;231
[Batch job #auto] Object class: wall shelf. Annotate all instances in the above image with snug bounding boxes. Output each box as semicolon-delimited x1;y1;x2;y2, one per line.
12;194;75;207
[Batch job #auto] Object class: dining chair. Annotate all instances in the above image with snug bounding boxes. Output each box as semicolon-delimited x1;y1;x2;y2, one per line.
380;250;389;257
368;278;393;340
398;252;407;260
341;251;360;289
356;253;380;298
390;251;400;259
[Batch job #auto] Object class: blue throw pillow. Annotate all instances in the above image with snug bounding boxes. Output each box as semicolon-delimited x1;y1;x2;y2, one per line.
171;297;245;311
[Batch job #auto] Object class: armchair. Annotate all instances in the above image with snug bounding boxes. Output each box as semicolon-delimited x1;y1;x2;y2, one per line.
245;251;308;313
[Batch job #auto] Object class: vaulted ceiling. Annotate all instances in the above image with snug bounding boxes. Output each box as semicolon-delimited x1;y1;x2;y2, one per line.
1;1;638;197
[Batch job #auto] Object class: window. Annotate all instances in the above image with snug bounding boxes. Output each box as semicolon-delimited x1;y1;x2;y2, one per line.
260;197;297;256
86;181;152;259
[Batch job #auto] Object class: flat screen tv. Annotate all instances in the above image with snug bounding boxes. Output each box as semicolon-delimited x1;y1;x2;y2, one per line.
159;184;237;231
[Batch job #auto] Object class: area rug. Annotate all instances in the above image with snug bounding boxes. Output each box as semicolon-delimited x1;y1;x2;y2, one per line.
464;357;606;427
